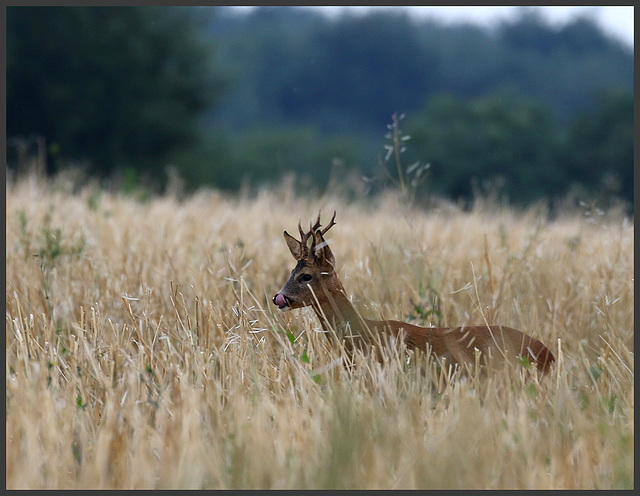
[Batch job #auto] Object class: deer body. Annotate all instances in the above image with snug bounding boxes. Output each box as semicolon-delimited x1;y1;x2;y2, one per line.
273;212;555;375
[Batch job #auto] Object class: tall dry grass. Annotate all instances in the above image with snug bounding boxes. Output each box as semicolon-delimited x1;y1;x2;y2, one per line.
6;172;633;489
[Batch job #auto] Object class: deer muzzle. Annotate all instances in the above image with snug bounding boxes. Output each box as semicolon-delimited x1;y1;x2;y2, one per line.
273;293;291;311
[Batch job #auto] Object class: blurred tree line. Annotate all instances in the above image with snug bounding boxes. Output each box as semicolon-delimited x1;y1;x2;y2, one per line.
6;6;223;186
6;6;633;209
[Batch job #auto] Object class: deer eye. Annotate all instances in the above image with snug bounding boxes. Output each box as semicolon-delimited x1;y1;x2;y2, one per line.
299;274;313;283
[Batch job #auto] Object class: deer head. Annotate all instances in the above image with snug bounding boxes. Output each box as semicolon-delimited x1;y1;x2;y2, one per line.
272;211;341;312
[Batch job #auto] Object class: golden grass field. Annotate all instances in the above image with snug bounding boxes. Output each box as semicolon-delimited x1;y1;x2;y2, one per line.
6;172;634;489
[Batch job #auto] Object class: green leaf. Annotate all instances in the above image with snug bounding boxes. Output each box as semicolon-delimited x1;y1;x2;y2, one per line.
516;355;532;370
589;365;603;382
300;350;310;364
525;383;538;399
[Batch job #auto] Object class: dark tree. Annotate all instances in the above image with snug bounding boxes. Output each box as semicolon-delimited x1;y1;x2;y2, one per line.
565;90;633;205
7;6;224;181
405;93;564;205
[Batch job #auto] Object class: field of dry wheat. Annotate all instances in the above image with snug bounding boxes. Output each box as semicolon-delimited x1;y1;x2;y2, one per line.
5;172;634;489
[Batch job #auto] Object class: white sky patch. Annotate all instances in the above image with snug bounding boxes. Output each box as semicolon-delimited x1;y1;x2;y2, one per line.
230;6;633;49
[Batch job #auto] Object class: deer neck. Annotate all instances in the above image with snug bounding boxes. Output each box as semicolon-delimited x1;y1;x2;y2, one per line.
311;279;373;345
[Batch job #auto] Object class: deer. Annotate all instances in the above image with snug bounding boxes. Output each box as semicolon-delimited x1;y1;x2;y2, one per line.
272;211;555;376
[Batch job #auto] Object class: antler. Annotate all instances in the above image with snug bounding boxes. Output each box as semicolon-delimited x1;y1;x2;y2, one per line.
319;210;337;236
293;211;337;258
310;211;323;233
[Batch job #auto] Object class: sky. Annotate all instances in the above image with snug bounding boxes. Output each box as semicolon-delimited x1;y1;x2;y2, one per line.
232;6;634;49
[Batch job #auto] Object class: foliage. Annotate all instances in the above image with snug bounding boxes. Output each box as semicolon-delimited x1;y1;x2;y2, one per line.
564;90;634;206
403;92;566;205
6;6;633;208
6;6;224;181
170;125;364;194
210;7;632;132
206;7;633;208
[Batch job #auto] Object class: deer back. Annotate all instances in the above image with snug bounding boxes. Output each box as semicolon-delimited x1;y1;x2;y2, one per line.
376;320;555;374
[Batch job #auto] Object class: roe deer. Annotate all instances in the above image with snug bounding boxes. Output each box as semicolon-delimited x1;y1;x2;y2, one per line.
272;211;555;375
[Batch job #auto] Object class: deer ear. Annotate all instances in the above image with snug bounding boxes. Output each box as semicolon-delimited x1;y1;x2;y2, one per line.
312;230;335;269
284;231;303;260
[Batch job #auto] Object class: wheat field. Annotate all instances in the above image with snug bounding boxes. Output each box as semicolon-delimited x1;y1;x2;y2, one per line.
5;172;634;489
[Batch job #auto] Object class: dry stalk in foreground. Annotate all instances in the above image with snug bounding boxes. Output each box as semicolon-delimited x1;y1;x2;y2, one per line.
5;175;634;489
